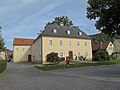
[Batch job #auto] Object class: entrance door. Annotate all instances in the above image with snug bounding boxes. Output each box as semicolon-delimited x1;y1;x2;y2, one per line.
28;55;31;62
69;51;73;60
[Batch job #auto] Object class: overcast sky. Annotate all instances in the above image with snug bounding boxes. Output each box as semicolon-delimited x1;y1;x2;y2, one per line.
0;0;99;50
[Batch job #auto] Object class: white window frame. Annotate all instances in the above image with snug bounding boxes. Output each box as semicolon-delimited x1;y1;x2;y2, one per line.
69;41;72;47
85;52;88;57
60;52;64;57
85;42;88;46
49;40;53;46
77;41;80;46
78;52;80;57
23;48;25;51
16;47;18;51
60;40;63;46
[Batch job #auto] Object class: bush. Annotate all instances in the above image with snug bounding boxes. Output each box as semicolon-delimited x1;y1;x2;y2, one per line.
0;60;7;73
93;50;110;61
46;52;59;63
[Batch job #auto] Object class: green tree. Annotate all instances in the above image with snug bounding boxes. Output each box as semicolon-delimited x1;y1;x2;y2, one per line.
0;26;5;52
46;16;74;27
93;50;110;61
87;0;120;36
46;52;59;64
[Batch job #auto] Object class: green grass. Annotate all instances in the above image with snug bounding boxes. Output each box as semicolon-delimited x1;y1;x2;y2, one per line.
98;59;120;65
34;60;120;71
34;61;92;71
0;60;7;73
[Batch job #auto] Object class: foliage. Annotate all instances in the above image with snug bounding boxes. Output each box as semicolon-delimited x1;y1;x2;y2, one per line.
87;0;120;36
0;37;5;52
93;50;110;61
0;26;5;52
45;16;79;29
46;52;59;63
46;16;73;27
0;60;7;73
89;33;114;44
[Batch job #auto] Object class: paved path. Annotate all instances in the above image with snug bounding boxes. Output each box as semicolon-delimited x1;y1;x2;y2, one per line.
0;62;120;90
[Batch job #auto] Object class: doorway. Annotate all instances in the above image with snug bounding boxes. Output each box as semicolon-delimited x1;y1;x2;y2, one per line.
28;55;31;62
69;51;73;60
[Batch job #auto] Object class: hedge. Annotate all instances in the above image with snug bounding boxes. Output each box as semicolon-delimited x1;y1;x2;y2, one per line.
0;60;7;73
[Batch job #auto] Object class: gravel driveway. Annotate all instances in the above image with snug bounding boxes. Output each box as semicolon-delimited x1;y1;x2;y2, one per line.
0;62;120;90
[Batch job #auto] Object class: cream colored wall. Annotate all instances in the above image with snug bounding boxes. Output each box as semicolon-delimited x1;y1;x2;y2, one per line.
106;42;115;55
113;39;120;52
13;46;32;62
31;37;42;63
42;36;92;63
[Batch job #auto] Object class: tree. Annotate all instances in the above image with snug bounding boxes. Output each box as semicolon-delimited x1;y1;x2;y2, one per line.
46;52;59;64
87;0;120;36
89;33;114;44
93;50;110;61
0;26;5;52
46;16;74;27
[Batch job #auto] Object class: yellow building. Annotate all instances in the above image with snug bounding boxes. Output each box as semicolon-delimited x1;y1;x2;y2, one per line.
13;24;92;63
13;38;34;62
31;24;92;64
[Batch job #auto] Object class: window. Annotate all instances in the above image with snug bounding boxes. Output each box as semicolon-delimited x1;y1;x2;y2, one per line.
78;52;80;57
67;30;70;34
23;48;25;51
85;42;87;46
69;41;72;47
78;32;82;35
29;48;31;51
53;29;57;33
77;41;80;46
60;52;64;57
16;48;18;51
109;47;110;50
49;40;53;46
22;56;25;60
16;55;18;60
85;52;88;57
60;40;63;46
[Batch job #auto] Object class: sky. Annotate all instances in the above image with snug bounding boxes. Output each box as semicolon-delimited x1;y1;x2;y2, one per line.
0;0;99;50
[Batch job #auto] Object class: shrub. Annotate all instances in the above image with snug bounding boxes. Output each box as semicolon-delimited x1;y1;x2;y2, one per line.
46;52;59;63
93;50;110;61
0;60;7;73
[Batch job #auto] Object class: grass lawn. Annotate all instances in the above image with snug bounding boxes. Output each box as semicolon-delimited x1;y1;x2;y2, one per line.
34;59;120;71
34;61;91;71
98;59;120;65
0;60;7;73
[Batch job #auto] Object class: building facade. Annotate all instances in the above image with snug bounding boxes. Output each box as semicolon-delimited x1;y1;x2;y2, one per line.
92;41;114;56
31;24;92;64
13;24;93;64
13;38;34;62
113;39;120;59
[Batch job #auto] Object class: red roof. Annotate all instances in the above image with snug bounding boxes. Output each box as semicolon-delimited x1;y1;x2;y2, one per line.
13;38;34;46
92;41;110;51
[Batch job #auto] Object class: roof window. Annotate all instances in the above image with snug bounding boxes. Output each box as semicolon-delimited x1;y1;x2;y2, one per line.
78;32;82;35
67;30;70;34
53;29;57;33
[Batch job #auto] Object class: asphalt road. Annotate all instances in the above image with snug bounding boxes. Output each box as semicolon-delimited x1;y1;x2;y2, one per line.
0;62;120;90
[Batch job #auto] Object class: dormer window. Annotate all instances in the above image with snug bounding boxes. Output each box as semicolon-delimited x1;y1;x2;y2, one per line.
53;29;57;33
67;30;70;34
78;32;82;35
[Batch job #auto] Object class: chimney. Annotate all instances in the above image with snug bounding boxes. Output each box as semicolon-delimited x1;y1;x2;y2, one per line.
100;41;102;49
